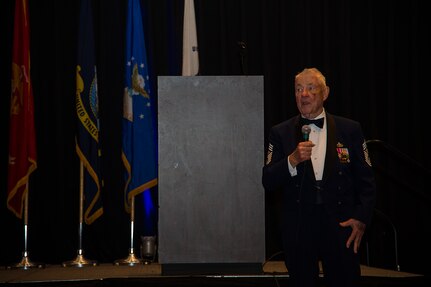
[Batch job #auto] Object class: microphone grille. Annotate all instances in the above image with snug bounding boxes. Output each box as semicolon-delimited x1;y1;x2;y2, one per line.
302;125;311;135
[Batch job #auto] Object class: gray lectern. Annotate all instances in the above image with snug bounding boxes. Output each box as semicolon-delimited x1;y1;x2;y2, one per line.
157;76;265;275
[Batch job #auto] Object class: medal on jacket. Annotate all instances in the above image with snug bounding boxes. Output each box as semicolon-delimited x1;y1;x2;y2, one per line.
336;142;350;163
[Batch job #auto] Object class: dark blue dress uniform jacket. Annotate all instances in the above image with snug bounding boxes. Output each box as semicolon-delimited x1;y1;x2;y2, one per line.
262;112;376;228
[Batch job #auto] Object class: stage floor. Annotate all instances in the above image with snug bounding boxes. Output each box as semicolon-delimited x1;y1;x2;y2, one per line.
0;261;428;286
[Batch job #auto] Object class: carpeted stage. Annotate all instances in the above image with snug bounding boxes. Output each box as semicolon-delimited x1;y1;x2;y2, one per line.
1;261;429;287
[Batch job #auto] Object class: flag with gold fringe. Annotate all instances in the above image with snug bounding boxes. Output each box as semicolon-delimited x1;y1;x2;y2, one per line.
122;0;158;234
75;0;103;224
7;0;37;219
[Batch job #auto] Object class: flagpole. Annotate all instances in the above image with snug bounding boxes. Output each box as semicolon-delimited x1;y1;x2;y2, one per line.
8;183;43;270
114;196;142;265
116;0;157;266
62;161;97;267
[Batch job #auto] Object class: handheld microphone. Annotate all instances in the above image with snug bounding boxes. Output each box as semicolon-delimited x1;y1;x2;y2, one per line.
301;125;311;141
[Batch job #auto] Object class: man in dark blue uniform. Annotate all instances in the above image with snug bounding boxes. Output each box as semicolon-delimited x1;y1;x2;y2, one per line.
262;67;376;287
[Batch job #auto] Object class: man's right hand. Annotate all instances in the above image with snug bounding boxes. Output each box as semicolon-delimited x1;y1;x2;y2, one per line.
288;141;315;167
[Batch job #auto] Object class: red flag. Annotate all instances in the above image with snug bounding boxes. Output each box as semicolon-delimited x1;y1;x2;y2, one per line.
7;0;37;219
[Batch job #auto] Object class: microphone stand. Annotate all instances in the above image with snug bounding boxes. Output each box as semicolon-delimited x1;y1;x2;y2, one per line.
238;41;247;75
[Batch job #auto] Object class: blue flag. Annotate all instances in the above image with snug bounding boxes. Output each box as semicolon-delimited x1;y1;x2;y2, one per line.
76;0;103;224
122;0;158;234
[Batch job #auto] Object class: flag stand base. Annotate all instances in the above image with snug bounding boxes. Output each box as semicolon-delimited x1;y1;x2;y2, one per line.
8;253;44;270
62;251;98;267
114;249;142;266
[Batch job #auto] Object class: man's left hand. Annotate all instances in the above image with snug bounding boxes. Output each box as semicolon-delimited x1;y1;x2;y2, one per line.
339;218;366;253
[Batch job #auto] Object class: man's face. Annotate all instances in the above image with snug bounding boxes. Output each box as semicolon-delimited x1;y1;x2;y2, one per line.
295;72;328;119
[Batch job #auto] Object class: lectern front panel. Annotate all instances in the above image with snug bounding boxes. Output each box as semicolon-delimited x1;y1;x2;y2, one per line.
157;76;265;268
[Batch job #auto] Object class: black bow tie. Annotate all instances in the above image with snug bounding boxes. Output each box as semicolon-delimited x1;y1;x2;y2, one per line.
300;117;324;128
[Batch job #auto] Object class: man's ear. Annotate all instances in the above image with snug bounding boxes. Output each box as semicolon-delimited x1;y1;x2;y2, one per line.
323;86;330;100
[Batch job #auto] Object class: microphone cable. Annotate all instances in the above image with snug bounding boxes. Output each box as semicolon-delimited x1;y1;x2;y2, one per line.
295;125;311;243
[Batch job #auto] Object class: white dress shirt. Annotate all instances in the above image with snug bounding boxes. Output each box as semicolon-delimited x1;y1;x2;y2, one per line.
309;111;326;180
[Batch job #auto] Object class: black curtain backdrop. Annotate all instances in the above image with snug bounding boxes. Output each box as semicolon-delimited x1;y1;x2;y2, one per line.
1;0;429;276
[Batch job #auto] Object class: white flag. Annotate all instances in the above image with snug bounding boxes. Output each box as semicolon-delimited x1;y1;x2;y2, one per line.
182;0;199;76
